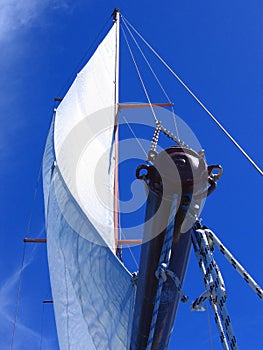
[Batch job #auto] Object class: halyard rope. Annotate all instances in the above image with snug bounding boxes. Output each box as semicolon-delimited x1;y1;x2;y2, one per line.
191;232;230;350
205;228;263;300
146;199;188;349
145;216;175;350
192;229;238;350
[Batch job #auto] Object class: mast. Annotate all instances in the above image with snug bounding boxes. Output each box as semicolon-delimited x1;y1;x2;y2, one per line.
113;8;120;252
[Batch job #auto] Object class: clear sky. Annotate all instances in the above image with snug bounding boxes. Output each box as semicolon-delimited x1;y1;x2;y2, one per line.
0;1;262;349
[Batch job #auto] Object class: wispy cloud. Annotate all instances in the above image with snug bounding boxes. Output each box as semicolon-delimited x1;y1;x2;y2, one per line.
0;0;69;42
0;265;36;348
0;0;69;167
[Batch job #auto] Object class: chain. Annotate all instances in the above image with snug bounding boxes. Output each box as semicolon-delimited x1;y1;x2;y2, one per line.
159;124;186;147
147;121;190;162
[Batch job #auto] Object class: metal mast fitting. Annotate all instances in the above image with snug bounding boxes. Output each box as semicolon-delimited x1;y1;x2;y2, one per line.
131;146;222;349
113;8;120;22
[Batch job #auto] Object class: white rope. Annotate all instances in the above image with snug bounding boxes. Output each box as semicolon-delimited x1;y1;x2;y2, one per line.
205;228;263;300
206;300;216;350
192;229;238;350
122;16;263;177
191;232;230;350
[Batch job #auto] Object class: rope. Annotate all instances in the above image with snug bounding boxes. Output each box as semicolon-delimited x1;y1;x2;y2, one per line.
121;25;159;125
146;220;174;349
122;16;263;177
57;16;112;98
10;243;26;349
191;232;231;350
122;22;186;160
205;228;263;300
146;198;187;349
122;19;180;139
39;303;45;350
10;157;44;349
206;300;215;350
121;115;148;158
119;227;139;270
25;162;43;235
192;229;238;350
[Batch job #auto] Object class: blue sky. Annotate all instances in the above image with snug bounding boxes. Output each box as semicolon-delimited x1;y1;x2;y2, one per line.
0;1;262;349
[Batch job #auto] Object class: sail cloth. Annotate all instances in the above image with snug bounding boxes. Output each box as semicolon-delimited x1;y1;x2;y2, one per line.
54;21;118;253
43;22;135;350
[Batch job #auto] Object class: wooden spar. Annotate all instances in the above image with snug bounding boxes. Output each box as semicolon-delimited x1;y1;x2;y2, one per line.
113;8;120;253
54;97;63;102
24;238;46;243
23;238;142;246
118;239;142;245
43;300;53;304
23;238;141;246
24;238;142;246
118;102;173;109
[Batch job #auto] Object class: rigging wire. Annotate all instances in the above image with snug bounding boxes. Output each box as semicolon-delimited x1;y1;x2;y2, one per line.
118;114;143;270
122;16;263;177
121;18;180;139
10;160;43;349
39;303;45;350
121;25;159;125
57;15;112;98
10;243;26;350
121;115;148;158
121;23;184;152
25;161;43;235
119;228;139;270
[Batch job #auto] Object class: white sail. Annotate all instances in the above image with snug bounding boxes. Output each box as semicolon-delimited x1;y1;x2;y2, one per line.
43;21;135;350
54;21;118;252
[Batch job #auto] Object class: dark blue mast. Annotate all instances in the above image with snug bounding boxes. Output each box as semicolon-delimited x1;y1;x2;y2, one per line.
130;146;221;349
